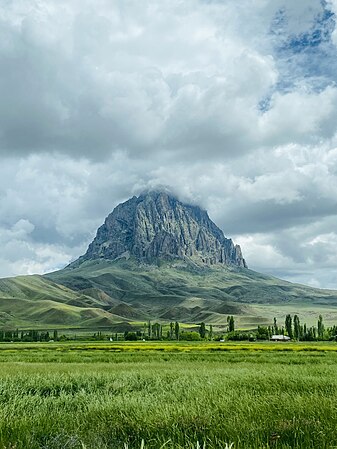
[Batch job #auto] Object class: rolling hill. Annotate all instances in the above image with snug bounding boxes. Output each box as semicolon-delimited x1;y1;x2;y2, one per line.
46;258;337;328
1;191;337;330
0;257;337;330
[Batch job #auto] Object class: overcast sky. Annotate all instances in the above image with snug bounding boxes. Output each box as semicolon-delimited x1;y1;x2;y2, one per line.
1;0;337;288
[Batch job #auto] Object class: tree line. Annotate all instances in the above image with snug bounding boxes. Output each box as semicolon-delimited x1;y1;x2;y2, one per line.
1;314;336;342
124;318;223;341
227;314;337;341
0;329;59;342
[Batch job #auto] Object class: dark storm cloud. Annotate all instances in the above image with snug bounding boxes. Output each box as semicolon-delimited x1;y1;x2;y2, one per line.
216;198;337;235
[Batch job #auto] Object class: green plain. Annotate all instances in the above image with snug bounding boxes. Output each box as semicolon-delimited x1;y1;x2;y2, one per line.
1;342;337;448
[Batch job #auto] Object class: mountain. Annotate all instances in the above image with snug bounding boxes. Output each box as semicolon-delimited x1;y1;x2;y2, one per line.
0;275;129;329
75;191;247;268
1;190;337;330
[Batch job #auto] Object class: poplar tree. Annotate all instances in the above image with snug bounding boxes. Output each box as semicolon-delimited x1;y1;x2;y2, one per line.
152;323;160;339
227;316;235;332
175;322;180;341
170;322;174;339
285;314;293;338
318;315;324;340
293;315;300;340
199;322;206;339
299;324;304;340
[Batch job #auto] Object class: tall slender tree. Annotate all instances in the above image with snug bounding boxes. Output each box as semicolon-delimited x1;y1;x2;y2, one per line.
285;314;293;338
199;322;206;339
175;321;180;341
293;315;300;340
318;315;324;339
227;316;235;332
170;322;174;340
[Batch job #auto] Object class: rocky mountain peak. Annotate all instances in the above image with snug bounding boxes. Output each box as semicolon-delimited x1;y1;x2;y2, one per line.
77;191;247;268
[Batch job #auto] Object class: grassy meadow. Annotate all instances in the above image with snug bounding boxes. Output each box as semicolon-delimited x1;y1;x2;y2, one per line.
2;259;337;331
0;342;337;448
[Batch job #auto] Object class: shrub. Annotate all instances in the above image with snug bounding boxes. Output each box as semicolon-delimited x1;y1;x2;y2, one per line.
125;332;138;341
180;331;201;341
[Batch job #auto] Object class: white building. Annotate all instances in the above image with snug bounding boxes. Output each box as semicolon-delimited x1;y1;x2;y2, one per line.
271;335;291;341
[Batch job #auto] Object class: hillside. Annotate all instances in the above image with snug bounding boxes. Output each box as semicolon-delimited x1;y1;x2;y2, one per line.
46;258;337;328
1;190;337;330
0;275;129;329
0;259;336;329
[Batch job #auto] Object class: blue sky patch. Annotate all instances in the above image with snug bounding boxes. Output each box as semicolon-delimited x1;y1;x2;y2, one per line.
270;2;337;93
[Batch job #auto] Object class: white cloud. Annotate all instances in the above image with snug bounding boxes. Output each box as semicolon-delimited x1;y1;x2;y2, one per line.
0;218;73;276
259;87;337;145
0;0;336;289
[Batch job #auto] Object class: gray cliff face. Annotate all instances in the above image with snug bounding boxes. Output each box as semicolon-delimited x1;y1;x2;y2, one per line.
80;191;248;268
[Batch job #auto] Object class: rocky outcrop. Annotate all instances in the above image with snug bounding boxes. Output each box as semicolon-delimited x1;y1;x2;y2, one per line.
78;191;247;268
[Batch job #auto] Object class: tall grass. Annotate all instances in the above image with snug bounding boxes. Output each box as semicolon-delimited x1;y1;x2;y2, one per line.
0;347;336;448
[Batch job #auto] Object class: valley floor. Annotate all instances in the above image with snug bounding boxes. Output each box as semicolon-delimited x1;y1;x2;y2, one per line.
0;342;337;448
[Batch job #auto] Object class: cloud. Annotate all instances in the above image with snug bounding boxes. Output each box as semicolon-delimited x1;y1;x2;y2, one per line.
0;0;337;289
236;217;337;289
0;218;73;277
0;1;334;163
0;0;322;161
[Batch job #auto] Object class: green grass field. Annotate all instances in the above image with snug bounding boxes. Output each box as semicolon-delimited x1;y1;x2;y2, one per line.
1;342;337;448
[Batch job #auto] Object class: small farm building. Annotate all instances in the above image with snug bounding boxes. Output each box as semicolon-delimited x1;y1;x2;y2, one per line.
271;335;291;341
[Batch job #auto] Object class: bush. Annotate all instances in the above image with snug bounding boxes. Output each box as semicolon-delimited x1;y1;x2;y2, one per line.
180;331;201;341
226;331;254;341
125;332;138;341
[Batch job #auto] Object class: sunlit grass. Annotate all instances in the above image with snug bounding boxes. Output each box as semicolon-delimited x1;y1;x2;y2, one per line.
1;340;337;353
0;343;337;448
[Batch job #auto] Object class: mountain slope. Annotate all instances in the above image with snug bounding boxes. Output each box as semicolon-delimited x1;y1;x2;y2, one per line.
50;258;337;306
75;191;247;268
0;275;130;329
1;190;337;329
0;257;336;329
46;258;337;326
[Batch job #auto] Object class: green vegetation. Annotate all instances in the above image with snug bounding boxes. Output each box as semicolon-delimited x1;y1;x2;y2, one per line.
0;274;126;329
2;313;336;345
1;259;337;330
0;342;337;448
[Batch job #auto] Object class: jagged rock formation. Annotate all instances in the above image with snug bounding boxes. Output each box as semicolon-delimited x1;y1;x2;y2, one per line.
77;191;247;268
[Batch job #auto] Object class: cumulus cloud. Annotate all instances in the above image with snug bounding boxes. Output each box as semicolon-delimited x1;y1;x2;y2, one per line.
0;0;328;160
0;218;73;277
0;0;337;288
